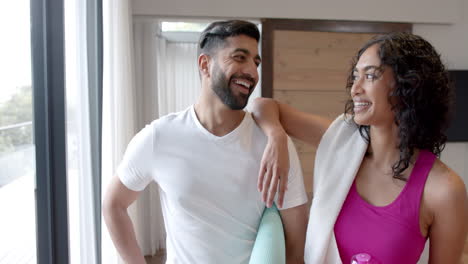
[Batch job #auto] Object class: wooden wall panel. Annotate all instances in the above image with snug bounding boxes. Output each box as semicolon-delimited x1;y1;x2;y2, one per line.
275;90;349;120
272;30;374;192
273;31;375;91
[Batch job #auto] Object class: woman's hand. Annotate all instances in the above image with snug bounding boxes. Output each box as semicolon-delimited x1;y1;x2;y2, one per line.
251;97;330;208
258;131;290;208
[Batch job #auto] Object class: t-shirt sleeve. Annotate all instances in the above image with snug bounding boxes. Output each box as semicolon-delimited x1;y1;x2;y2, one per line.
116;124;155;192
278;137;308;210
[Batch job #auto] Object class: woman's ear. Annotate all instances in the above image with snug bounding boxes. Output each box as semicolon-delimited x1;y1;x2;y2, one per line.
198;53;210;77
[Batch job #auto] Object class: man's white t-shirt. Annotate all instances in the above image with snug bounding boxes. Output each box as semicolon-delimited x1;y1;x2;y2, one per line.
117;106;307;264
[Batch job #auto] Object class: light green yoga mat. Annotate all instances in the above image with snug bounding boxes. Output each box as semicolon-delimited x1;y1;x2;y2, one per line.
249;204;286;264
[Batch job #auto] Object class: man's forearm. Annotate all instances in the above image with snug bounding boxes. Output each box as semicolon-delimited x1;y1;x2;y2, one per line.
103;206;146;264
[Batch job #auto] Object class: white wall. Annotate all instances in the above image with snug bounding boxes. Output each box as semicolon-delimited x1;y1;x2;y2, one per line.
131;0;468;184
414;0;468;69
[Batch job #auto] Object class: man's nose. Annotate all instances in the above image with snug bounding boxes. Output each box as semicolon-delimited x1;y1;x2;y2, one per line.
243;60;258;83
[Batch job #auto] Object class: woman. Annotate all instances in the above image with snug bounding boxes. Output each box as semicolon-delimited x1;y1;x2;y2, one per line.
252;32;468;263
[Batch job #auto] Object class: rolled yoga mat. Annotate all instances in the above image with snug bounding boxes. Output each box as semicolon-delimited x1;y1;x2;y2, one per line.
249;204;286;264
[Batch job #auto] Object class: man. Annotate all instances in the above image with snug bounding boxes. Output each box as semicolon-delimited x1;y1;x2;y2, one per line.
103;20;308;264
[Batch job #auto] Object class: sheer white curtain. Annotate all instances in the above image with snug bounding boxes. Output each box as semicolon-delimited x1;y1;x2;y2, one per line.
158;41;201;116
64;0;98;263
102;0;137;263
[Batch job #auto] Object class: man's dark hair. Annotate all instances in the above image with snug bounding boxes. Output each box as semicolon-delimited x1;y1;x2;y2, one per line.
344;32;454;180
198;20;260;57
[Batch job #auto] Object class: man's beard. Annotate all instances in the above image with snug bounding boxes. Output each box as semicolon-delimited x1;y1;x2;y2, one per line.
211;64;254;110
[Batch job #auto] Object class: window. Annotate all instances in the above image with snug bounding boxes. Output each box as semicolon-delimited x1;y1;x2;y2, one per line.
0;1;37;262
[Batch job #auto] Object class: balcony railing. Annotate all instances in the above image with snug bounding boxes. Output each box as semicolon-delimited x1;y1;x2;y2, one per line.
0;121;33;132
0;121;34;187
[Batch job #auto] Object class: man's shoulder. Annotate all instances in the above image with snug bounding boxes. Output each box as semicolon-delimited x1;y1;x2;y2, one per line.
244;111;265;135
242;112;271;148
151;106;193;129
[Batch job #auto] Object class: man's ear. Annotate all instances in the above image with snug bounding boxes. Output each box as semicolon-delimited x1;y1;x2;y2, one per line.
198;53;211;77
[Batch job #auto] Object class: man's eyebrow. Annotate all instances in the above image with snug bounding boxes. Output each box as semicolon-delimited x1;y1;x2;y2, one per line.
232;48;262;62
232;48;249;54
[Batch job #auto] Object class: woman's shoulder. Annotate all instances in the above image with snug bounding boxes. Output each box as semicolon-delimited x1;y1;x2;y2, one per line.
424;158;467;213
422;157;468;261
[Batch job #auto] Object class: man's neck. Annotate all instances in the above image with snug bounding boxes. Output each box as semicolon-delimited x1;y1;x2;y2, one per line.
194;98;246;137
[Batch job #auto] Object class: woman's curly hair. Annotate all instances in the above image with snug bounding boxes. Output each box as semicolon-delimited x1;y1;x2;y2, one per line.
344;32;454;180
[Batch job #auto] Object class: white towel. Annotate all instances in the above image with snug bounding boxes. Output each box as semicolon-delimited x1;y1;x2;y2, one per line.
304;114;368;264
